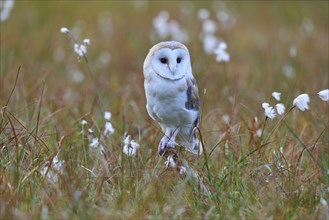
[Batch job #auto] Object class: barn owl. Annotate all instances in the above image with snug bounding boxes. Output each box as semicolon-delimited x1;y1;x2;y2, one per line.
143;41;202;156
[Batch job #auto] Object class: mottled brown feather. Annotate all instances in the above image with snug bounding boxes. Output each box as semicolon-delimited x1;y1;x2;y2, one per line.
185;78;200;111
185;77;201;144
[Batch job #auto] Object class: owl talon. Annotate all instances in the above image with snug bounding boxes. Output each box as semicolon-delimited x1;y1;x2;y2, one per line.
158;140;175;156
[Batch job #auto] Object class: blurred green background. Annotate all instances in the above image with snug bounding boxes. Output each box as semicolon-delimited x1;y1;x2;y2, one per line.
1;1;328;117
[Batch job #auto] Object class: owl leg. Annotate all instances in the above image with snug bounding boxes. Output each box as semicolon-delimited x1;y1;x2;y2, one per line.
158;128;180;155
167;127;179;147
158;128;171;155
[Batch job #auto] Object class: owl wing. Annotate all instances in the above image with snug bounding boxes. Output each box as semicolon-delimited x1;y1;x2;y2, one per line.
185;77;200;128
183;77;202;154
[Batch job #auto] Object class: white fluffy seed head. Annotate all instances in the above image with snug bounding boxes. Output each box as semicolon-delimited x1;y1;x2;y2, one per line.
293;93;310;111
214;41;230;62
272;92;281;101
103;122;114;136
89;137;99;148
83;38;90;45
104;111;112;120
74;44;86;57
60;27;69;33
265;106;276;119
198;8;210;20
317;89;329;102
262;102;270;109
275;103;285;115
122;135;140;157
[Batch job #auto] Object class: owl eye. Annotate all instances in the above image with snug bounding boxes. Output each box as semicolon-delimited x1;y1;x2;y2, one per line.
177;57;182;63
160;58;167;64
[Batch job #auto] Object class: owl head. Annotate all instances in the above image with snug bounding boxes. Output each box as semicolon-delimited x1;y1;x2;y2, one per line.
143;41;192;81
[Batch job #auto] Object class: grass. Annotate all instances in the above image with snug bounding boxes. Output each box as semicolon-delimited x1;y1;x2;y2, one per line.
1;1;328;219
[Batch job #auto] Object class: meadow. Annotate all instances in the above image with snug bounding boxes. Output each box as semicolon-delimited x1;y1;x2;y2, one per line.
1;1;328;219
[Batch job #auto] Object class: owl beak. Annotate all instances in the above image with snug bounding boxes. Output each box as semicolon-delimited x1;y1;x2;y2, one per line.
169;64;176;74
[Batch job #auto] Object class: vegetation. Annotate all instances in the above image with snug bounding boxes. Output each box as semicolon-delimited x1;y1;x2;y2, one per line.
1;1;328;219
